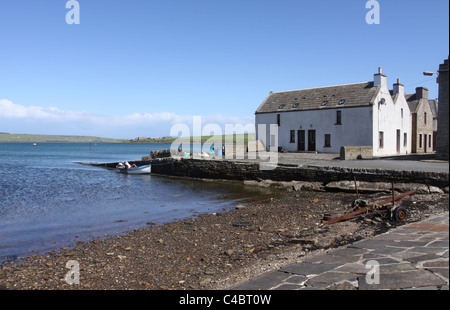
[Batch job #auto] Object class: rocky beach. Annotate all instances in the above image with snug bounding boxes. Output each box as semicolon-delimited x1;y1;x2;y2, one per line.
0;181;448;290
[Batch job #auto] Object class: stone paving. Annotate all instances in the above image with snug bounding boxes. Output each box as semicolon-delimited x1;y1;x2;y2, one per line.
233;152;450;174
232;212;449;290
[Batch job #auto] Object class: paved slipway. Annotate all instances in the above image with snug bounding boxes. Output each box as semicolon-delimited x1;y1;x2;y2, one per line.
232;212;449;290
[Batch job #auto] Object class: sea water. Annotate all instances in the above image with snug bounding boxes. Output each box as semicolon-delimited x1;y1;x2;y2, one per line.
0;143;270;263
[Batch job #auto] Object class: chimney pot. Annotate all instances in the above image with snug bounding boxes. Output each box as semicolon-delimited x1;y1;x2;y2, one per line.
393;78;404;96
374;67;387;88
416;87;429;99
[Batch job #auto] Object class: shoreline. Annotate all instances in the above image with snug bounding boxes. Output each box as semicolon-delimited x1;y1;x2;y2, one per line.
1;187;448;290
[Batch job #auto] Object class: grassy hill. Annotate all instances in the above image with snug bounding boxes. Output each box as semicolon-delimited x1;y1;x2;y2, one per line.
0;133;124;143
0;132;256;144
126;133;256;144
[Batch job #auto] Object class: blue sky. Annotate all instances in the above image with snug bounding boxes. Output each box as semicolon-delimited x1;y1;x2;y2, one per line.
0;0;448;139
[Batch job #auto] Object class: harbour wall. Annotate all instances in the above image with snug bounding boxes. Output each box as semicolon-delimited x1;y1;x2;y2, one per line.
88;156;449;190
149;158;448;189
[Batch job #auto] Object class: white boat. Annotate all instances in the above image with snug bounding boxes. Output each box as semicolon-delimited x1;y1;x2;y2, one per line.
116;164;151;175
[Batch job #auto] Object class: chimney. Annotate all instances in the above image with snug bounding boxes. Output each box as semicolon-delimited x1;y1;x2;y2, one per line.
393;78;404;96
374;66;387;88
416;87;429;99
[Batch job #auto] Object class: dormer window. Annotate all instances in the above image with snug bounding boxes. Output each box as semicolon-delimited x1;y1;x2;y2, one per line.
338;99;346;105
278;104;285;109
292;103;299;108
321;101;328;106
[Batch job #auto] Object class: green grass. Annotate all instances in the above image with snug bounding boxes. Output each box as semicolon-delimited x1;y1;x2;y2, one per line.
0;133;124;143
0;132;256;144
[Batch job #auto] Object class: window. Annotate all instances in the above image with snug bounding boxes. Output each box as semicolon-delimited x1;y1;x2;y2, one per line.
324;134;331;147
270;134;276;147
278;104;285;109
292;103;299;108
336;110;342;125
404;133;407;147
321;101;328;106
379;131;384;148
277;114;280;127
429;135;432;148
424;112;427;125
338;99;346;105
290;130;295;143
419;134;422;148
401;108;404;118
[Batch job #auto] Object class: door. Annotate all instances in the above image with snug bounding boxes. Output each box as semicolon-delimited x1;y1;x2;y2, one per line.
308;130;316;151
297;130;305;151
424;134;427;153
396;130;401;153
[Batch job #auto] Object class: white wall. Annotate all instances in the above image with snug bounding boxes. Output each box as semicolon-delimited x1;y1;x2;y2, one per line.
256;106;373;153
393;92;412;155
372;84;412;156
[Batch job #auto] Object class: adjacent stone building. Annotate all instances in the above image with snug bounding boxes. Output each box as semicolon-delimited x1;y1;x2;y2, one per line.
437;57;449;159
405;87;435;153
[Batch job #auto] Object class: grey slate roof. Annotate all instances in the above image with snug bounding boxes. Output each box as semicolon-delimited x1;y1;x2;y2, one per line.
405;93;421;113
256;82;379;114
405;93;437;115
429;99;438;118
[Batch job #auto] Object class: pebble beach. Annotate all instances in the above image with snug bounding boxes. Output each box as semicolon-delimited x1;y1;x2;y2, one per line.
1;186;448;290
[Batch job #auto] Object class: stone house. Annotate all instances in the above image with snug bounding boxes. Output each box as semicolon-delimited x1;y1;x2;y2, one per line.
405;87;435;153
255;68;412;157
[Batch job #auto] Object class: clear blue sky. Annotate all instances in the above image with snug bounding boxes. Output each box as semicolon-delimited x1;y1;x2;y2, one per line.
0;0;448;139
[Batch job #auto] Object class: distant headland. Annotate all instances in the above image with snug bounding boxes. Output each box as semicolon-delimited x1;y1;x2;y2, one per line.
0;133;255;144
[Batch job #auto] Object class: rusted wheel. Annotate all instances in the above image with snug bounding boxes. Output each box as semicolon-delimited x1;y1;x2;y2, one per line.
393;206;407;221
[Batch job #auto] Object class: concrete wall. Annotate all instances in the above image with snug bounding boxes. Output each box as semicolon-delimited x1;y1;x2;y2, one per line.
437;58;449;159
146;157;448;188
87;157;448;189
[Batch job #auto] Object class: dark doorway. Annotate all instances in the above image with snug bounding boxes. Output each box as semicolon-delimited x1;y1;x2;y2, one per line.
308;130;316;151
297;130;305;151
396;130;401;153
424;134;427;153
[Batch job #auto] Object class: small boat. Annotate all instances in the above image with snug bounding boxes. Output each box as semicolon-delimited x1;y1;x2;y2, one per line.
115;162;151;174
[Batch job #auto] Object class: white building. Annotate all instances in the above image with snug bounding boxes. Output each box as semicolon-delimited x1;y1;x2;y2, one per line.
255;68;412;157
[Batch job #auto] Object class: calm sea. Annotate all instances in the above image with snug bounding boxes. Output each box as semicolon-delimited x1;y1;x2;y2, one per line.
0;143;272;263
